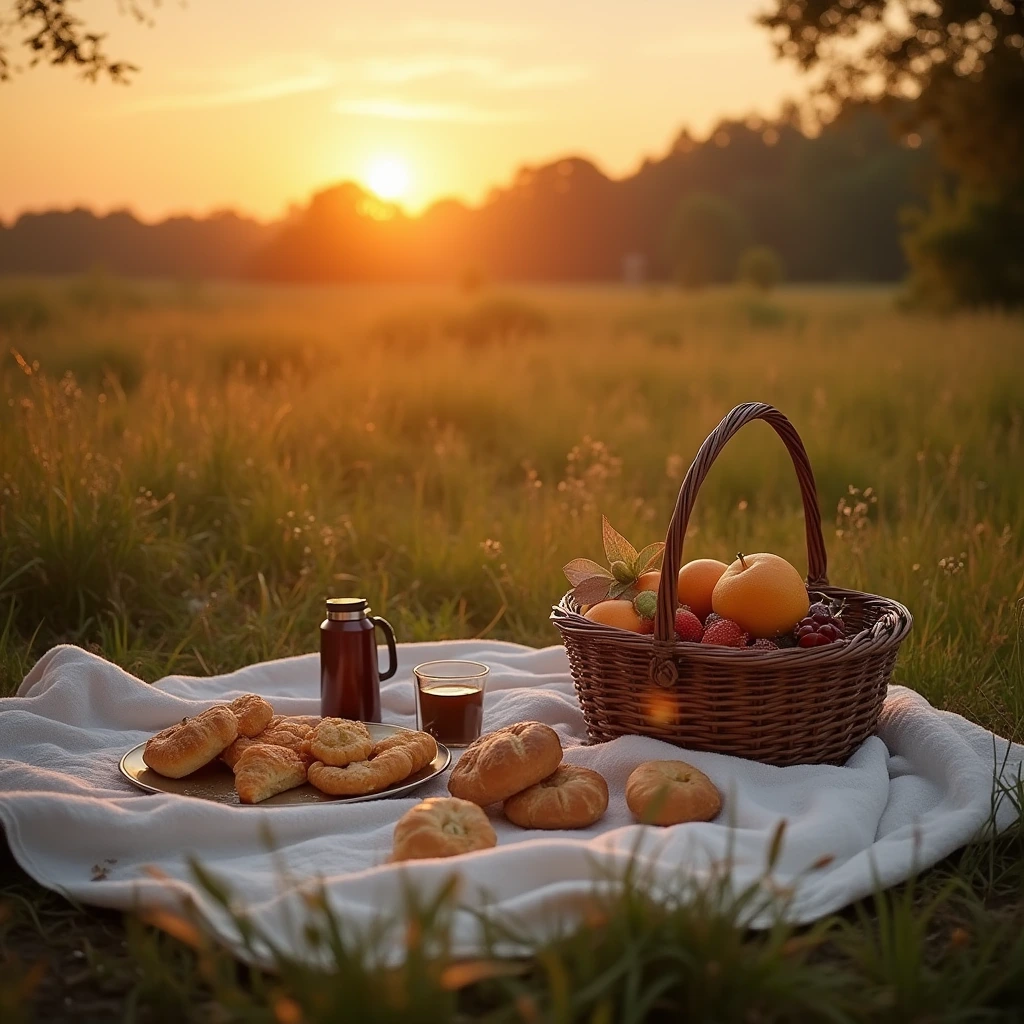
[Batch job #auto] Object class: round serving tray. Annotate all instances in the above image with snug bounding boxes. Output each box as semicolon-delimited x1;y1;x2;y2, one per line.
119;722;451;806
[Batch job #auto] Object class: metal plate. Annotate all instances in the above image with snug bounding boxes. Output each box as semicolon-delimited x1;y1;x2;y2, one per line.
119;723;451;806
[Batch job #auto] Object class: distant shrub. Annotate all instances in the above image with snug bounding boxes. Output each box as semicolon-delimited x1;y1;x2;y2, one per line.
445;298;549;346
904;184;1024;309
0;285;55;332
738;246;784;291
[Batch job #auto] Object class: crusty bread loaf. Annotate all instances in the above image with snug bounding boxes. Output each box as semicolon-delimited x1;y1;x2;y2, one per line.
625;760;721;826
143;706;238;779
503;764;608;829
392;797;497;861
447;722;562;806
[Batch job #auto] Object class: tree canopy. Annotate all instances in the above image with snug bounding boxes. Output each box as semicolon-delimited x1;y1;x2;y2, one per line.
0;0;159;82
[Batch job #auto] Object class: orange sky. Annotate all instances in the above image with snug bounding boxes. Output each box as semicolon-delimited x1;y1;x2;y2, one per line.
0;1;805;223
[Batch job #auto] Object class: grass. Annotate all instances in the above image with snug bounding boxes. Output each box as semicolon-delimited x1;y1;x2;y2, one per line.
0;277;1022;1021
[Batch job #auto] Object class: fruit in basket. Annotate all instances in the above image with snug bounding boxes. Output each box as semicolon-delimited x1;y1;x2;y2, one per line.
750;637;780;651
701;618;749;648
636;571;661;593
794;599;846;647
675;608;704;642
584;599;643;632
633;591;657;634
704;611;724;628
563;516;665;608
807;596;846;632
676;559;729;621
711;552;810;638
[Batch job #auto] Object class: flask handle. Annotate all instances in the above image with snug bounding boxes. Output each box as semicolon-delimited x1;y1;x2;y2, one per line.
373;616;398;681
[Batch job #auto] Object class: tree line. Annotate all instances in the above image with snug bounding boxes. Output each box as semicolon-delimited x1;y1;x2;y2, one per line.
0;103;935;288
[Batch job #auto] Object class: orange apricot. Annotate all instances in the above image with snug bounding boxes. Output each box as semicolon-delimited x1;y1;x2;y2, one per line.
635;571;661;593
583;599;644;632
676;559;729;621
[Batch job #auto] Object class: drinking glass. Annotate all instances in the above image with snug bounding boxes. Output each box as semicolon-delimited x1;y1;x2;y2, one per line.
413;660;488;747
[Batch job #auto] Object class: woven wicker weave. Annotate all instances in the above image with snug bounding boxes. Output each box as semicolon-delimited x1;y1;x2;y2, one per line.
551;402;912;766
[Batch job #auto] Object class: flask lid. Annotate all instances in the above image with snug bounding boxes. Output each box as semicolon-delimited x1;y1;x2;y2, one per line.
325;597;368;620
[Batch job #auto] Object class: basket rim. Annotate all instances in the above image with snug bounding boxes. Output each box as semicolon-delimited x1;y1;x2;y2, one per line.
551;583;912;662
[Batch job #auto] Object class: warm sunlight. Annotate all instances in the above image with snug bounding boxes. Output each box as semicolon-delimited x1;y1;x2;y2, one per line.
365;156;410;201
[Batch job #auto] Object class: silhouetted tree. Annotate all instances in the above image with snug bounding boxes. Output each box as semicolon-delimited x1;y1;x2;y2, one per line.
0;0;160;82
666;193;746;287
760;0;1024;305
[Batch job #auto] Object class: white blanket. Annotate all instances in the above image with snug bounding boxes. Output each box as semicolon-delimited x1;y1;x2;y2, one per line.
1;642;1021;966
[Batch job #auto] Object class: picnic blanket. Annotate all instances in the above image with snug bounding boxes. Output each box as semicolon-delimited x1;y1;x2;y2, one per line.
1;641;1021;967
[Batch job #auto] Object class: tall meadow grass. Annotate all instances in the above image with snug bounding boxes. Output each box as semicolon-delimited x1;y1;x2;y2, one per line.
0;280;1021;738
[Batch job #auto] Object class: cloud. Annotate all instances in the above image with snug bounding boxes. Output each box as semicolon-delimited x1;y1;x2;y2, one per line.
359;55;588;91
119;67;336;114
335;97;529;124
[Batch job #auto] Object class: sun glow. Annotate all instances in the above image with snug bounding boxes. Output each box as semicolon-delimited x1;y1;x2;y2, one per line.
365;156;410;201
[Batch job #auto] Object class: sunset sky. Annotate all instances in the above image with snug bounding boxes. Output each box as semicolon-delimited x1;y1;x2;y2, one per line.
1;0;805;223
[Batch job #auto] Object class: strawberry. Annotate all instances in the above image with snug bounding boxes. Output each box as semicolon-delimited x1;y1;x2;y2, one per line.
701;618;748;648
750;637;780;651
674;608;704;642
704;611;724;628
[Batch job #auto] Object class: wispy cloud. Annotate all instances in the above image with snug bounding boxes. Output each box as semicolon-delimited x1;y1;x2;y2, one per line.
335;97;530;124
119;67;336;114
359;55;588;91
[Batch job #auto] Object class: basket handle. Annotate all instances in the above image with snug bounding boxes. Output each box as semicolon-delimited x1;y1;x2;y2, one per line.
653;403;828;657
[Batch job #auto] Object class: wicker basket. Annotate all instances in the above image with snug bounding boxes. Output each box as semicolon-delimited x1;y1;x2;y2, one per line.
551;402;912;767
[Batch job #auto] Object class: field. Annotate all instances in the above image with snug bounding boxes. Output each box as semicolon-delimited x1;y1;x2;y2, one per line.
1;277;1023;1021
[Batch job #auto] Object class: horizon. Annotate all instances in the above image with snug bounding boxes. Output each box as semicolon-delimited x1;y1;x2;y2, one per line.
1;0;805;223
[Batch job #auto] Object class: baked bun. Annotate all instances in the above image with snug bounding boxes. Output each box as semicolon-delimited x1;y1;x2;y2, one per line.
234;744;308;804
625;760;721;826
228;694;274;737
221;714;317;770
143;706;238;778
306;718;373;767
447;722;562;806
503;764;608;829
392;797;497;862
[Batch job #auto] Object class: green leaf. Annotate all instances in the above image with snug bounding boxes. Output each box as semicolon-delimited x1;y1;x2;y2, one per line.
635;541;666;574
563;558;613;587
572;576;615;606
607;580;636;601
602;515;638;566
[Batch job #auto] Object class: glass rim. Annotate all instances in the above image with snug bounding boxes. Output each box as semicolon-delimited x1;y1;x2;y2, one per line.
413;659;489;681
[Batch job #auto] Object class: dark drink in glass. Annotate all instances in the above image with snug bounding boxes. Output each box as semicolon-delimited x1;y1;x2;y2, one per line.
413;661;488;747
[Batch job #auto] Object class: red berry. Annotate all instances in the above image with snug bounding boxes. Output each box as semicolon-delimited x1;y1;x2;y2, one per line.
798;632;829;648
751;638;780;651
793;611;845;647
701;618;748;648
638;617;655;635
674;608;704;643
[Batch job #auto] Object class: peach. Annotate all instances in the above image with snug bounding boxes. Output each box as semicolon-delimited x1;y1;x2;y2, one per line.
583;599;644;632
676;559;728;621
711;552;809;638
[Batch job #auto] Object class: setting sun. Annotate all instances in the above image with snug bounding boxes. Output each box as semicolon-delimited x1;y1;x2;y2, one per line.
366;156;410;202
